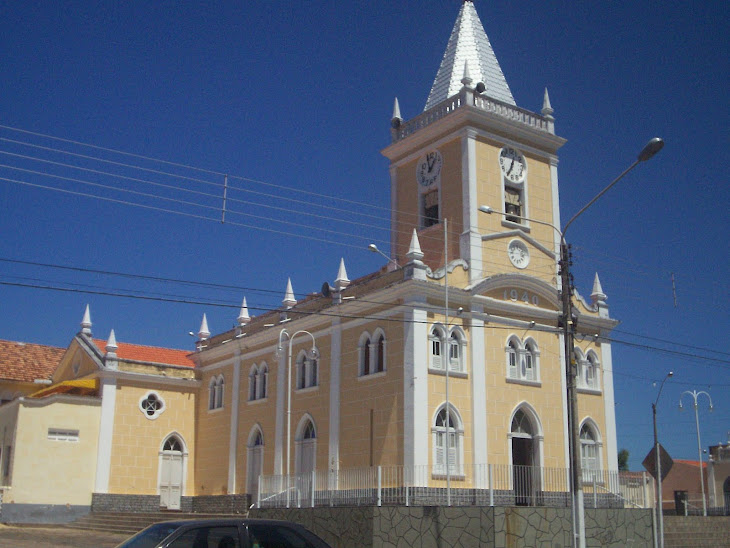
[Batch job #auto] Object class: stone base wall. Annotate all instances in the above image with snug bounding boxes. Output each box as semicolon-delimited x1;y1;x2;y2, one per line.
190;494;251;514
250;506;654;548
0;503;91;524
91;493;193;513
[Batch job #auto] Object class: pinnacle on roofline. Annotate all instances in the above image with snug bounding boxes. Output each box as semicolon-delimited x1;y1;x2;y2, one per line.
282;278;296;309
81;304;92;336
237;297;250;326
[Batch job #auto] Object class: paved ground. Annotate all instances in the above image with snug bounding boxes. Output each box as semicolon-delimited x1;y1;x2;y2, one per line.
0;525;130;547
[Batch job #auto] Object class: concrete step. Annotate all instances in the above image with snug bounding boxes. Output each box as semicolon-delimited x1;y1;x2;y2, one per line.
65;511;245;535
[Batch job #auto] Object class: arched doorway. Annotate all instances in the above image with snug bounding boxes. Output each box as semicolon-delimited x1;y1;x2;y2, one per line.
510;408;540;505
159;434;185;510
247;427;264;501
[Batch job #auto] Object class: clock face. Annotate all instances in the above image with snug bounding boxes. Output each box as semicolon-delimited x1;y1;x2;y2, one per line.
416;150;443;187
499;147;527;183
508;239;530;269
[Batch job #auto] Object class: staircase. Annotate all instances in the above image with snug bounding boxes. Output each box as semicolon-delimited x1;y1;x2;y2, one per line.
663;516;730;547
65;511;245;535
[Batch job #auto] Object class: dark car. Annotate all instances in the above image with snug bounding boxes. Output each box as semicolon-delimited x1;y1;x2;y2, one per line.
115;518;332;548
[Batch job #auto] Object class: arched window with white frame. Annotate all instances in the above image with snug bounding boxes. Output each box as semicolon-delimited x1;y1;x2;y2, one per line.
295;415;317;476
295;351;307;389
523;338;539;382
585;351;600;391
358;331;371;376
506;336;521;380
215;375;224;409
208;377;217;410
258;362;268;399
429;324;446;370
580;420;603;482
246;426;264;498
432;404;464;476
374;329;386;373
448;327;467;372
248;365;258;401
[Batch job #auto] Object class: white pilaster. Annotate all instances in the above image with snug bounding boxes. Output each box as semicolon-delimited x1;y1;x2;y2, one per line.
461;129;482;282
227;353;241;493
469;305;488;479
274;349;286;475
600;341;619;471
328;318;342;476
390;165;399;261
404;297;428;470
94;376;117;493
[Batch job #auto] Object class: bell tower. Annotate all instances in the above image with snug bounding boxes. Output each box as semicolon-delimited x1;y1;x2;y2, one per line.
382;0;566;286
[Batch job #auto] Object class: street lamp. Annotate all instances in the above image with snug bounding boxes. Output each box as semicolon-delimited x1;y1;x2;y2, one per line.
653;371;673;548
277;328;318;507
368;243;401;270
479;136;664;548
679;390;714;516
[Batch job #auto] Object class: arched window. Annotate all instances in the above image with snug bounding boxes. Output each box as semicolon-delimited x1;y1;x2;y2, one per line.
215;375;224;409
432;405;464;476
506;337;520;379
296;416;317;476
358;332;371;376
429;325;446;370
163;436;182;452
208;377;217;410
447;328;466;372
248;365;258;401
258;363;268;399
524;339;539;382
585;352;600;390
580;421;602;482
375;331;386;373
247;426;264;497
296;351;318;389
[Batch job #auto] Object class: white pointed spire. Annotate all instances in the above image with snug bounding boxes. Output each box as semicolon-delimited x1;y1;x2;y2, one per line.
392;97;402;121
282;278;296;309
105;329;118;355
541;88;554;117
591;273;607;304
425;1;515;110
237;297;250;326
406;229;424;262
80;304;92;336
334;258;350;291
198;313;210;340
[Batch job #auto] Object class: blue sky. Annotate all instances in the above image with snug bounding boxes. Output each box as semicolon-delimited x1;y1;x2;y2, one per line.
0;1;727;471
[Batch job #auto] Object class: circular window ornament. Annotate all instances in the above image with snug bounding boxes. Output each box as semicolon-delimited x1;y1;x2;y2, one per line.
507;239;530;269
139;391;166;420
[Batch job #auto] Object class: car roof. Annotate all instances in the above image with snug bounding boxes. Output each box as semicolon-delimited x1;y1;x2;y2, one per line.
147;518;304;527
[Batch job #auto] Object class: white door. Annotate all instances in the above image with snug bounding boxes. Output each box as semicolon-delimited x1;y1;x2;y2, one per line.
247;445;263;500
160;438;184;510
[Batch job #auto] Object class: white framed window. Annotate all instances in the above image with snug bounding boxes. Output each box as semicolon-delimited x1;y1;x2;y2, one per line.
585;352;600;391
429;325;446;370
209;375;224;409
432;405;464;477
139;391;165;420
48;428;79;442
295;351;318;389
248;365;258;401
295;416;317;475
374;330;386;373
506;337;539;383
360;329;386;376
580;421;603;483
358;332;371;376
447;327;466;373
258;363;268;399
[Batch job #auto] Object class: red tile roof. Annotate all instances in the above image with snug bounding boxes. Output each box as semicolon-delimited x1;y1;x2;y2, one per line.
92;339;194;368
0;340;65;382
674;459;707;469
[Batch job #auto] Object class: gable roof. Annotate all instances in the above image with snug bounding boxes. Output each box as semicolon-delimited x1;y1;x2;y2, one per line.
91;338;194;368
424;1;515;111
0;339;65;383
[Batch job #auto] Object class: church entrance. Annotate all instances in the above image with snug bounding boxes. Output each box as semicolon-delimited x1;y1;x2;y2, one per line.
511;409;539;506
159;436;184;510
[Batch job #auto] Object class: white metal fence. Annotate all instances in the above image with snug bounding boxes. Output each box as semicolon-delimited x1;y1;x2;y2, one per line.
257;464;651;509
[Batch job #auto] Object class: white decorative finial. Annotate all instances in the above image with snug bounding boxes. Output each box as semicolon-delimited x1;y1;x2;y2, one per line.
542;88;554;118
406;229;424;262
461;60;473;87
81;304;92;336
335;258;350;291
106;329;118;355
591;273;607;304
283;278;296;309
237;297;250;326
198;313;210;340
392;97;402;121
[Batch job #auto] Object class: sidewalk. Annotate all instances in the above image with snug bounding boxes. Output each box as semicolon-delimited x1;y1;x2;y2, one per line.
0;524;129;548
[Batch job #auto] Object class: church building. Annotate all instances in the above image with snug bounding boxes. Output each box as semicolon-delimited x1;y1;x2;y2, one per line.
0;1;618;520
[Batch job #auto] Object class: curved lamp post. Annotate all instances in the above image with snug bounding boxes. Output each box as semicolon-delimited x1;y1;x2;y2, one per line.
479;137;664;548
679;390;714;516
277;328;318;507
653;371;673;548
